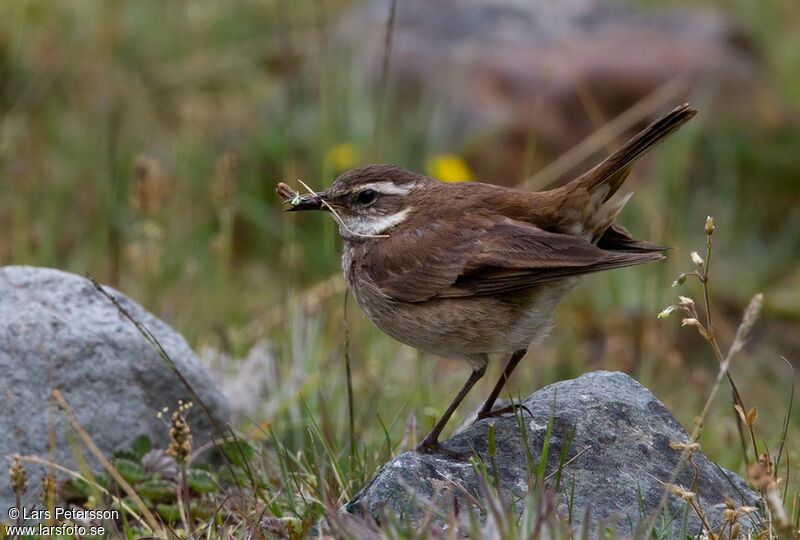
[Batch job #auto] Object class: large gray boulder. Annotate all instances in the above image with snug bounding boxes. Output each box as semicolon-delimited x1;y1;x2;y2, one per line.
344;371;761;537
0;266;229;515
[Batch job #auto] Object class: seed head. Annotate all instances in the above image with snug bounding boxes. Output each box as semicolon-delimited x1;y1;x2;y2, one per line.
166;410;193;465
177;399;194;413
747;457;775;491
705;216;715;235
41;475;56;507
9;455;27;496
729;293;763;358
669;441;700;452
671;273;688;287
665;483;695;501
131;155;168;217
681;317;710;339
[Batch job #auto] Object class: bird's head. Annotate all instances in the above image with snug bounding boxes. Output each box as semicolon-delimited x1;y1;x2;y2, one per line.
282;164;433;239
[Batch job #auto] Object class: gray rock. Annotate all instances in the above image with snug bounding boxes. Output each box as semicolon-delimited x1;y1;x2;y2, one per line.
0;266;229;515
344;371;761;537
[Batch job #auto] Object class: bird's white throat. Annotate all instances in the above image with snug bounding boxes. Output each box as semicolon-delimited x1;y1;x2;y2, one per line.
341;207;414;236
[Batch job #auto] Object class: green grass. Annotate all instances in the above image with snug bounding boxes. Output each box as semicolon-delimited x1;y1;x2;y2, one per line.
1;0;799;537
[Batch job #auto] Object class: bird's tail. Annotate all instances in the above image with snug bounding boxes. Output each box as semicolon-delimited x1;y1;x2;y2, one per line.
570;103;698;203
546;103;697;244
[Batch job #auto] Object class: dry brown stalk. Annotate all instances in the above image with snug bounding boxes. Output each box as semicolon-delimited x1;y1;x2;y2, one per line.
51;389;165;535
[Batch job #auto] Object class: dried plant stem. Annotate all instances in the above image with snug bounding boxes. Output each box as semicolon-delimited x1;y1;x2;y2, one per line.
47;400;57;527
640;343;736;536
371;0;398;160
344;290;357;474
188;436;238;466
663;456;715;538
776;357;794;494
313;0;331;178
86;274;249;496
51;389;164;534
18;455;145;524
177;464;191;533
699;231;758;464
644;217;765;536
691;343;734;443
643;292;764;535
688;497;714;535
544;446;591;483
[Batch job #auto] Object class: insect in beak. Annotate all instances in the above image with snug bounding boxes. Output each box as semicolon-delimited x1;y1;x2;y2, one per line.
276;182;327;211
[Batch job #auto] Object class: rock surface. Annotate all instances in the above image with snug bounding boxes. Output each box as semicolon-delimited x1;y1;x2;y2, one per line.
344;371;761;537
344;0;760;182
0;266;229;516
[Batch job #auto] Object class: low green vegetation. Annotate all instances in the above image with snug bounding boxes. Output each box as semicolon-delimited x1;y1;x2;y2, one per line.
1;0;798;537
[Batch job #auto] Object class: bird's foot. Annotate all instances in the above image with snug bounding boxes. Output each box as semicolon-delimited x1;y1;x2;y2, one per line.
474;402;533;422
414;438;470;460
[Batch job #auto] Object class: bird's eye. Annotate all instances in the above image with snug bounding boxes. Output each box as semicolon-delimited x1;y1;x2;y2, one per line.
356;189;377;205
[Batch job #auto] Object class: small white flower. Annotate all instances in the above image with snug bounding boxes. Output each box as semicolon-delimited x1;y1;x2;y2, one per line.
671;274;687;287
705;216;715;235
690;251;704;266
658;306;677;319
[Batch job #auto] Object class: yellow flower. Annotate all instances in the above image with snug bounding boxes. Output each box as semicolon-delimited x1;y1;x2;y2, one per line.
326;143;360;172
426;154;474;183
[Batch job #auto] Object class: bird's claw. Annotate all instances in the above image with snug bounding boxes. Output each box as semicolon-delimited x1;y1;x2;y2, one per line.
414;439;471;460
474;402;533;422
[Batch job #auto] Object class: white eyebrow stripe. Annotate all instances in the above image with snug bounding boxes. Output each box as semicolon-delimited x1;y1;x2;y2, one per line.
358;181;415;196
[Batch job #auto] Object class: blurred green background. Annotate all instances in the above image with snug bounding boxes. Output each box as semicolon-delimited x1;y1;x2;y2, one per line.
1;0;798;488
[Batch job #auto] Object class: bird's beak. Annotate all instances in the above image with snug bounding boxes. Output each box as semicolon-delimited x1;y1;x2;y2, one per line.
276;182;328;211
286;191;326;211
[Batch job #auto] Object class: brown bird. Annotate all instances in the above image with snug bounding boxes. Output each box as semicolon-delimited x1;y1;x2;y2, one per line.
278;104;696;454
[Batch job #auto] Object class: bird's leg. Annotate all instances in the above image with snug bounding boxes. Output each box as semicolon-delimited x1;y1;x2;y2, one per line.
416;364;486;456
475;348;528;421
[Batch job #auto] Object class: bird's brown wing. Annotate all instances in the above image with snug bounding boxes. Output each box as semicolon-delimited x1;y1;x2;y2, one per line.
439;220;664;298
362;217;663;302
596;223;669;253
361;218;486;303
